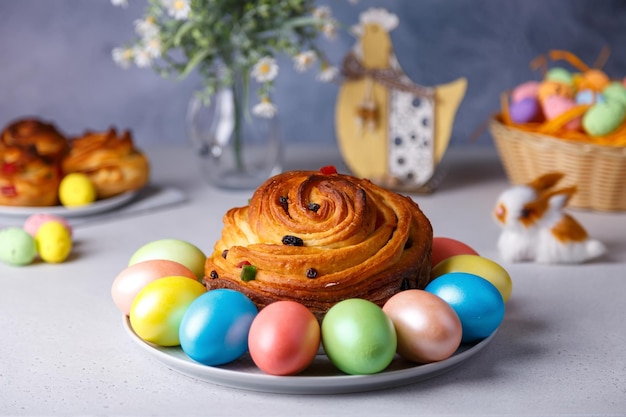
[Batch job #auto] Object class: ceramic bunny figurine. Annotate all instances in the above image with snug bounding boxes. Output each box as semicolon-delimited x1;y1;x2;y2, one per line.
493;172;606;264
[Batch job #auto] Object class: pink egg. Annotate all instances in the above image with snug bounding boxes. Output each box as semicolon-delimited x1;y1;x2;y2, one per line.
23;214;73;238
111;259;197;315
511;81;540;103
383;290;462;363
432;237;478;268
541;95;582;130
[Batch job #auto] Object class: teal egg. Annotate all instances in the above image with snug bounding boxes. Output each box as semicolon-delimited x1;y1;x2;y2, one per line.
602;82;626;107
583;101;626;137
545;67;573;85
0;227;37;266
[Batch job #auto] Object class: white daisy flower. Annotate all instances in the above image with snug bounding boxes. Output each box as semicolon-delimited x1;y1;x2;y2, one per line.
317;64;338;82
322;21;338;40
293;51;317;72
251;57;278;82
134;16;159;39
252;97;277;119
143;37;162;58
162;0;191;20
112;47;134;69
312;6;332;21
111;0;128;8
133;46;153;68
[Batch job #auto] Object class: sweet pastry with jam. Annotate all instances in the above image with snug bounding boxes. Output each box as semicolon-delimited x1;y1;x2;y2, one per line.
204;167;433;320
62;128;149;199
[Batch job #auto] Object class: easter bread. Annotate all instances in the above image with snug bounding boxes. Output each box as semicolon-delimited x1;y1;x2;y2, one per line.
203;169;433;320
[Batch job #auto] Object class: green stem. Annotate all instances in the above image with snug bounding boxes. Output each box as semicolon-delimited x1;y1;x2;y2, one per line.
231;69;247;172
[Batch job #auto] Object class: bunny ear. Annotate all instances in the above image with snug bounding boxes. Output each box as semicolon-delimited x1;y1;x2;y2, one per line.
546;186;577;210
527;172;564;193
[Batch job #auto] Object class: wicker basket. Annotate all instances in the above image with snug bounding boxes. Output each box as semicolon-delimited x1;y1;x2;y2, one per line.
489;116;626;211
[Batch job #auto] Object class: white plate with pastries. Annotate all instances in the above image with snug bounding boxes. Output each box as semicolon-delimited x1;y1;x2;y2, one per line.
0;190;138;219
123;316;496;395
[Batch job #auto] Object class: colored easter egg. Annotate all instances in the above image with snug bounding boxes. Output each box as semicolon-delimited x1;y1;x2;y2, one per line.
583;101;626;137
383;290;462;363
179;289;258;365
130;276;206;346
538;80;574;102
545;67;573;85
35;221;72;263
575;89;606;106
510;97;543;123
23;214;73;238
511;81;540;103
432;237;479;268
59;173;96;207
541;95;581;130
0;227;37;266
578;69;610;92
431;254;512;303
322;299;397;375
602;82;626;107
129;239;206;280
425;272;505;343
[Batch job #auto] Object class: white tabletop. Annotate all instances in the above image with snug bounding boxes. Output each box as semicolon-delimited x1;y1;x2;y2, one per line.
1;145;625;416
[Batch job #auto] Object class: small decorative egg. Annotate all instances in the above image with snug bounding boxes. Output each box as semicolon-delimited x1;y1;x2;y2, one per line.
129;238;206;280
541;95;582;131
248;301;320;375
602;81;626;107
578;69;611;92
179;289;257;365
0;227;37;266
59;173;96;207
383;290;462;363
35;221;72;263
511;81;540;103
509;97;543;124
112;259;197;316
431;254;512;303
130;276;206;346
582;101;626;137
538;80;574;102
322;299;396;375
431;237;479;268
575;89;606;106
545;67;573;85
425;272;505;343
24;214;72;238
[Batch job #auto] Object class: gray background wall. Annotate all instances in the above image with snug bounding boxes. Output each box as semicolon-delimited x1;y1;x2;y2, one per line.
1;0;625;149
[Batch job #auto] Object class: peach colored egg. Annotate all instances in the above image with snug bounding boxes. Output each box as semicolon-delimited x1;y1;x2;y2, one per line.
578;69;610;92
383;290;462;363
511;81;541;103
432;237;478;268
538;80;574;102
111;259;197;315
24;213;73;238
541;95;582;130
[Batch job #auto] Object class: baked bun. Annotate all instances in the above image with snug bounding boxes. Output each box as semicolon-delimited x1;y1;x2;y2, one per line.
0;146;61;206
62;128;149;198
1;118;68;163
204;169;433;320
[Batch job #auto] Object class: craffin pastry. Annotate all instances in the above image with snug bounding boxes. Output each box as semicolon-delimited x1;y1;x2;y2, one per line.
0;146;61;206
62;128;149;199
1;118;69;163
204;169;433;320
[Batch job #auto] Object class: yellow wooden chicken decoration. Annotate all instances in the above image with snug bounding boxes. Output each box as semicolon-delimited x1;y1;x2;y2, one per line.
335;8;467;192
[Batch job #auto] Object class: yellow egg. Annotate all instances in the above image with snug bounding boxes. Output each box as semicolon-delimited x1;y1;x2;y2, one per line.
35;221;72;263
59;173;96;207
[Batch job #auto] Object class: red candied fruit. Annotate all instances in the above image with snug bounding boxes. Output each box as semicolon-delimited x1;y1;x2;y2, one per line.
319;165;337;175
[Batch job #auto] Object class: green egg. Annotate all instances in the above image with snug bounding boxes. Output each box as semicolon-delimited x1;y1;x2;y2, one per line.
0;227;37;266
602;82;626;107
545;67;573;85
321;299;397;375
129;239;206;280
583;101;626;137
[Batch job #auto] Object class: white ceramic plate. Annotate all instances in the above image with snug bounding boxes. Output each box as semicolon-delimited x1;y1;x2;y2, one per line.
123;316;496;394
0;191;138;218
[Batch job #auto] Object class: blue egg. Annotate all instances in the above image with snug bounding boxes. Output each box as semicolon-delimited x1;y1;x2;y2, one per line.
425;272;505;343
576;89;606;105
179;289;258;366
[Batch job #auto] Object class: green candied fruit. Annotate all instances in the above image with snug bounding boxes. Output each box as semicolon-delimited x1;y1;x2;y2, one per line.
240;264;257;282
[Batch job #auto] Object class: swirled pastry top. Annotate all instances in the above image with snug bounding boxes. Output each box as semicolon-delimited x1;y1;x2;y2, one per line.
1;118;68;163
204;169;433;319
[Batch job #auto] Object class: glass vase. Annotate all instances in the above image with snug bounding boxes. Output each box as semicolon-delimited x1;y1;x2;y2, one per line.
187;75;282;190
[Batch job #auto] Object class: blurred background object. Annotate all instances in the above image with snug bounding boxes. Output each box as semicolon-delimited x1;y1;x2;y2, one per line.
1;0;625;149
